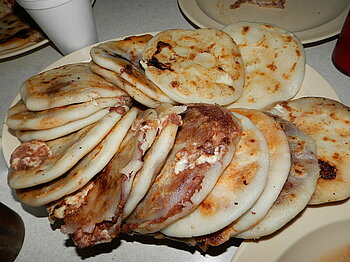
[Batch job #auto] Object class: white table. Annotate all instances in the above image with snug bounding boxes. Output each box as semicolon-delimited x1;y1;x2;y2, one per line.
0;1;349;261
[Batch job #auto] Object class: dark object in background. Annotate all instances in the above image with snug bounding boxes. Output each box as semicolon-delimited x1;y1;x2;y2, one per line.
332;10;350;76
0;202;25;262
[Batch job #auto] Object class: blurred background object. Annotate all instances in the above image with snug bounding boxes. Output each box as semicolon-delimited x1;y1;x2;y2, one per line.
0;202;25;262
332;10;350;76
16;0;98;55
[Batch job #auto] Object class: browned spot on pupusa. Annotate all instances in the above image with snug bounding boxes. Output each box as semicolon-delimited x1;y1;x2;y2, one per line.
330;112;340;121
199;196;217;215
154;41;172;55
282;72;290;80
171;81;180;88
47;81;73;94
122;64;133;74
273;83;281;92
284;35;293;43
247;97;256;103
293;162;305;176
290;62;297;73
318;159;337;180
262;24;274;30
267;62;277;71
146;57;174;71
242;26;250;35
323;136;337;143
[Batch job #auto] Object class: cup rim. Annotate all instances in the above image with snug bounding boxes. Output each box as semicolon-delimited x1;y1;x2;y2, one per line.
16;0;73;9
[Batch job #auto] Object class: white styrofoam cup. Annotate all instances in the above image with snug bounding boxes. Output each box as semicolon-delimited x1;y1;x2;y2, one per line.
16;0;98;55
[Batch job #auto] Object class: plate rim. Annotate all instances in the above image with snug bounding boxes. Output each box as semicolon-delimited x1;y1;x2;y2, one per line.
178;0;350;44
231;199;350;262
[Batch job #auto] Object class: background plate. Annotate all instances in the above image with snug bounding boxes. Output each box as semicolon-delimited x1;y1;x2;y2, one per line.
0;39;49;60
178;0;350;44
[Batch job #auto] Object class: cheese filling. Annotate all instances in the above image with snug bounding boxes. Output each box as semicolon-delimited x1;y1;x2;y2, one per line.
174;145;225;174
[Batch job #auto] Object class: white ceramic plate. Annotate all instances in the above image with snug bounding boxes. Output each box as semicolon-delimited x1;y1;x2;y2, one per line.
0;0;96;60
231;200;350;262
0;33;345;262
178;0;350;44
0;38;49;60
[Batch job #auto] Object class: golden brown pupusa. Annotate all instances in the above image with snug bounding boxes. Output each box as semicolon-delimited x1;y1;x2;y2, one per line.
224;22;305;110
236;116;319;239
141;28;245;105
265;97;350;205
123;104;242;234
20;63;126;111
160;111;269;238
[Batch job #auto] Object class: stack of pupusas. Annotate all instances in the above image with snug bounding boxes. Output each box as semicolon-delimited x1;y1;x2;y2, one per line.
90;22;305;110
6;63;131;142
6;22;350;251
